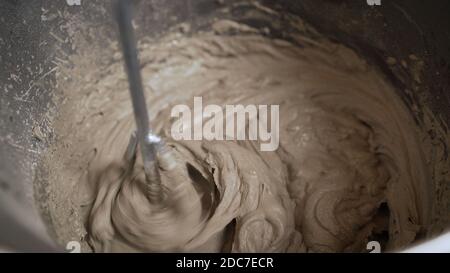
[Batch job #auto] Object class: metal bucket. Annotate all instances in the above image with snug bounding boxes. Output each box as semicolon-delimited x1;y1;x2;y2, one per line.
0;0;449;252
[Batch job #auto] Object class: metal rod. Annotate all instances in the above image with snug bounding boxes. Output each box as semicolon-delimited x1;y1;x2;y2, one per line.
114;0;162;203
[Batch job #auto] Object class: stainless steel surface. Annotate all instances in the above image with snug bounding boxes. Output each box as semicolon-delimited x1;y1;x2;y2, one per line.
402;232;450;253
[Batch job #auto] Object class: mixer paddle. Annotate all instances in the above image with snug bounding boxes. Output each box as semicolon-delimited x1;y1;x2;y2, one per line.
114;0;176;204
